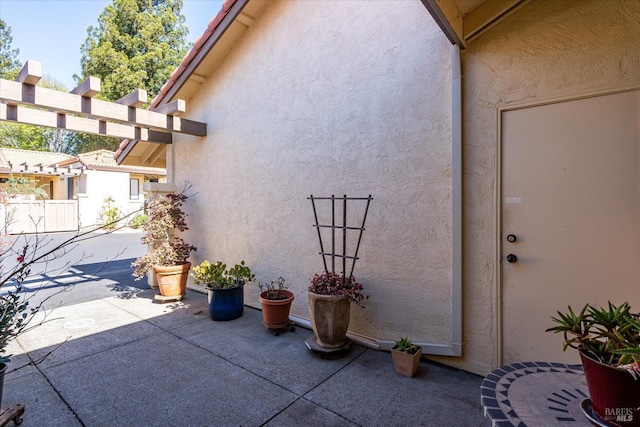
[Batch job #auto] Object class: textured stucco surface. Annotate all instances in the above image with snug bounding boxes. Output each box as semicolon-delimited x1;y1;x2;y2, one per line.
451;0;640;374
171;0;640;375
174;0;455;347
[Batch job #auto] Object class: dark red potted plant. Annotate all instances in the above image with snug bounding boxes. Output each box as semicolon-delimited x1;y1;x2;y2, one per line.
547;302;640;426
307;272;368;349
132;192;196;297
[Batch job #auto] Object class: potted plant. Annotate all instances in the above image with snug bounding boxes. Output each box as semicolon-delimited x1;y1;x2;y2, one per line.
391;336;422;377
132;192;196;298
307;272;368;349
547;302;639;426
258;276;295;332
191;260;254;321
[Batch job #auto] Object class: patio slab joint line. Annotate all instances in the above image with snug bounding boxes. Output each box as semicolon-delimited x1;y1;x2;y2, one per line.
295;347;370;425
26;350;87;427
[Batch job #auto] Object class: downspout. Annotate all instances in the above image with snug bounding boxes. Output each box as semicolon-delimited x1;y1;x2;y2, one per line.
448;43;463;356
291;45;464;357
408;44;463;356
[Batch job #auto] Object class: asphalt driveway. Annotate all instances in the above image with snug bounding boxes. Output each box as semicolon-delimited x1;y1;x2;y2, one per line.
6;229;146;309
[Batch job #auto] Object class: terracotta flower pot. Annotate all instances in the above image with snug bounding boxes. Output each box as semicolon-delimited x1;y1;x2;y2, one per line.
580;349;640;426
391;346;422;377
152;262;191;297
259;290;294;329
308;292;351;348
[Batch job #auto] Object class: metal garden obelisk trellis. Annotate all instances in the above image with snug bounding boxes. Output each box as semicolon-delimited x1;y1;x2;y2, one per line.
308;195;372;279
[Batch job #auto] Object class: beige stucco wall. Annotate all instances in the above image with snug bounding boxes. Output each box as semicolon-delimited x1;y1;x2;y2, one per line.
171;0;640;376
454;0;640;374
176;0;456;349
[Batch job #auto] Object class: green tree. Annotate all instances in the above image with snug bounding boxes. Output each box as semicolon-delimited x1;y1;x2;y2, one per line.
78;0;189;102
74;0;189;153
0;19;21;79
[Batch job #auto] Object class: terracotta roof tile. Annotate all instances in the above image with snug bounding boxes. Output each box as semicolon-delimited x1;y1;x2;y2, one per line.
77;149;121;168
0;148;75;169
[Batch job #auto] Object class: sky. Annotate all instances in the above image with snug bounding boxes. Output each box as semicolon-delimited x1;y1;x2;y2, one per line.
0;0;224;89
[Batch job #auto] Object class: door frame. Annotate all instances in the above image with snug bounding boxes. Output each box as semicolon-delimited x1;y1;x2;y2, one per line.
494;84;640;367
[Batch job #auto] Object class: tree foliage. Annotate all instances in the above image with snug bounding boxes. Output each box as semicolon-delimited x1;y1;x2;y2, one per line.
1;1;189;155
78;0;189;102
0;19;21;79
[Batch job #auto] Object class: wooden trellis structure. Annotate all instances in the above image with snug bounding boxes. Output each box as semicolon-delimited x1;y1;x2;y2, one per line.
309;194;372;279
0;60;207;145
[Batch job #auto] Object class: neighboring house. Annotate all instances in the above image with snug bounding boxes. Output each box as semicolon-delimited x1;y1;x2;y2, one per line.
0;148;80;199
116;0;640;375
57;150;165;228
0;148;165;233
0;148;82;233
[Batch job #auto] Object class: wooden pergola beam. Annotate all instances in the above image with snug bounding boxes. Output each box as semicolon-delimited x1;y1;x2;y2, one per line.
10;164;82;176
152;99;185;115
71;77;101;98
16;60;42;86
0;103;172;144
0;78;206;137
116;89;147;107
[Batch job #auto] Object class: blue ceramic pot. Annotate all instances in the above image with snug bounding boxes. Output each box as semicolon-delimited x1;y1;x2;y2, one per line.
207;285;244;321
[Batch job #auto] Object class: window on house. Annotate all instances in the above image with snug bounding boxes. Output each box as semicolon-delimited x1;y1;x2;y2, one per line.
130;178;140;200
67;177;74;200
78;175;87;193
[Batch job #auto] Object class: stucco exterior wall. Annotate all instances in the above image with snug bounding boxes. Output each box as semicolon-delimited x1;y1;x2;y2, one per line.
176;0;455;348
456;0;640;374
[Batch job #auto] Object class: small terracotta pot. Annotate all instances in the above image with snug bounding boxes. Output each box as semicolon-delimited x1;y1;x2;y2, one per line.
153;262;191;297
580;349;640;426
308;292;351;348
259;290;294;329
391;346;422;377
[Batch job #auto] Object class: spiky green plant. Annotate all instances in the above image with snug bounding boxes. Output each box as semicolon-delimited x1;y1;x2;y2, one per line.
547;302;640;378
393;336;420;355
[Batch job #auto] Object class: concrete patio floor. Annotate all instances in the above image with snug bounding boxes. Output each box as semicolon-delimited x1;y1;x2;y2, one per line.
3;287;490;426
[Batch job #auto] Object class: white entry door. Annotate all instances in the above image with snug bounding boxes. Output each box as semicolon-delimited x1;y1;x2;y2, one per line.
501;89;640;365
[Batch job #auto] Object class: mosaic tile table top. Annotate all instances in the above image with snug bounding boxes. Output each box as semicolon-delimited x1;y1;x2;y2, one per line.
481;362;593;426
